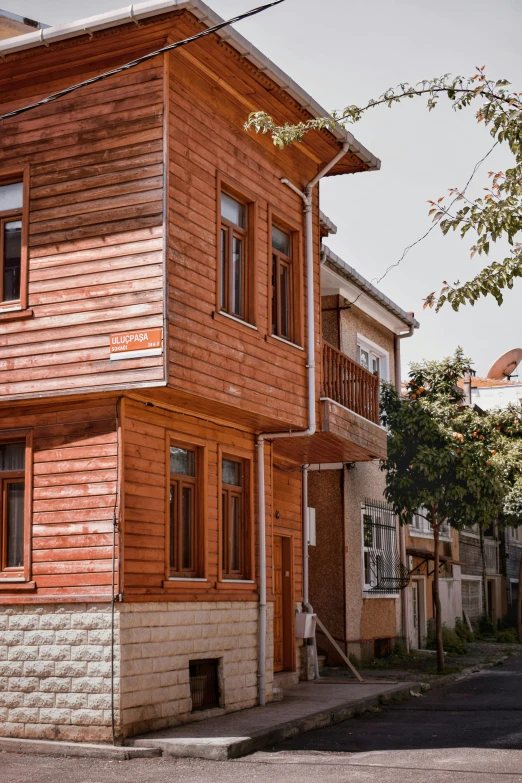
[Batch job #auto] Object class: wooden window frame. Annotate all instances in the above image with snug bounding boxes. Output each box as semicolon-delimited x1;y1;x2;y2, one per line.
216;173;257;327
267;207;303;348
0;429;33;582
0;167;30;314
218;445;254;583
165;433;208;581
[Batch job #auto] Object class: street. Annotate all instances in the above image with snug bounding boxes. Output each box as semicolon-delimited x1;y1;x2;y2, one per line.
2;655;522;783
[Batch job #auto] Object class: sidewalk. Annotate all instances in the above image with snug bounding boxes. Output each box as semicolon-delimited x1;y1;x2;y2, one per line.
128;678;420;760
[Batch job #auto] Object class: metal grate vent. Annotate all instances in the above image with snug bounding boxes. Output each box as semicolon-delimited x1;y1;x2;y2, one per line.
189;659;220;712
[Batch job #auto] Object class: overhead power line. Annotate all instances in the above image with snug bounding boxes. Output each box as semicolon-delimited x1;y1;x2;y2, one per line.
0;0;286;123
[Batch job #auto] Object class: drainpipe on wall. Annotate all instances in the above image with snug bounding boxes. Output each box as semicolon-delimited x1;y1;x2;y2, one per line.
394;325;415;653
256;142;350;706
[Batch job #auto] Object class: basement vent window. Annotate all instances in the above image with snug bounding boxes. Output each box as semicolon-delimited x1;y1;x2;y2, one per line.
189;659;220;712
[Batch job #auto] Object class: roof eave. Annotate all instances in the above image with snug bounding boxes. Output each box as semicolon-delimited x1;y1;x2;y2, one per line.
0;0;381;173
321;245;419;331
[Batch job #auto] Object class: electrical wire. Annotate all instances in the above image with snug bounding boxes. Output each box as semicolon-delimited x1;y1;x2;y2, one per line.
336;139;500;310
0;0;286;123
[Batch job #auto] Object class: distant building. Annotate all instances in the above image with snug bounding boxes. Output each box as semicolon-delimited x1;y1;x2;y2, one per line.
470;378;522;411
0;9;47;39
458;372;522;626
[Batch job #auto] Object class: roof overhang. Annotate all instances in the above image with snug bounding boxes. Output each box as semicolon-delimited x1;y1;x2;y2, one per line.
321;245;419;334
0;0;380;176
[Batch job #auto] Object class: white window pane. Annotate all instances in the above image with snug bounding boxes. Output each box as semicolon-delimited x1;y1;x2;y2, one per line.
222;459;242;486
358;346;369;370
272;225;290;255
231;237;243;316
170;447;195;477
0;443;25;471
221;192;246;228
0;182;23;212
6;482;24;568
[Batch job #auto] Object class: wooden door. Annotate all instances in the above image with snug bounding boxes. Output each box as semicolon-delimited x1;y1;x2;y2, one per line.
273;536;284;672
273;535;293;672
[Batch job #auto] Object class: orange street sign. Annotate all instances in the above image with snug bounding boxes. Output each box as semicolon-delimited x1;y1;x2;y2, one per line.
109;328;163;360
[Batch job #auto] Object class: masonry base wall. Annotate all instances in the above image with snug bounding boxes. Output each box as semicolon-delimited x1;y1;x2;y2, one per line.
119;601;272;738
0;603;117;743
0;601;272;742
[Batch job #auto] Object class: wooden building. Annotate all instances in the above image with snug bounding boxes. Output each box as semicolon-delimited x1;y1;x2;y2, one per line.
0;0;383;742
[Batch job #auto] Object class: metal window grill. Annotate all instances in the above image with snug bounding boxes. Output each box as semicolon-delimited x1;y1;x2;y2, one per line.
363;498;409;594
189;659;220;712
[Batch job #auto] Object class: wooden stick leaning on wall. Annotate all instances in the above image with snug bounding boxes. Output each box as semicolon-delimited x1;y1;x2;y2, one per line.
315;616;398;685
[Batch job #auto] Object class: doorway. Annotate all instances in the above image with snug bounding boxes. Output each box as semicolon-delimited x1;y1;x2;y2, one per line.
273;535;293;672
409;578;426;649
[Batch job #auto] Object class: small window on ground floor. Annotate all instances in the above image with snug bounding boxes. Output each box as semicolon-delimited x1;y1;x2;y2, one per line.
169;444;198;577
221;455;251;580
0;440;27;574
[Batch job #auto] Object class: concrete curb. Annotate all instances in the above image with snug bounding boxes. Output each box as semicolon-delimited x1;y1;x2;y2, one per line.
0;736;161;760
129;681;424;760
417;652;511;693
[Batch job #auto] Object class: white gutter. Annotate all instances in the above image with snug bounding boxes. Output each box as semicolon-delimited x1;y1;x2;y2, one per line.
0;0;380;171
256;142;350;706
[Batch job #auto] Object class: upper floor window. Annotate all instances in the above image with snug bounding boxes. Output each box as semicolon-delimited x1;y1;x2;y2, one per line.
357;335;389;382
0;180;23;305
220;191;248;321
221;456;248;580
271;225;293;341
169;445;198;577
0;441;25;573
410;510;451;540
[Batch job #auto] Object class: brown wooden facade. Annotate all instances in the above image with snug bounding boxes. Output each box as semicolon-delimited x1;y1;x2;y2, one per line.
0;6;382;681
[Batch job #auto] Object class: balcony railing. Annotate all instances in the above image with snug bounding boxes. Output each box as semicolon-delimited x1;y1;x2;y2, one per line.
321;341;380;425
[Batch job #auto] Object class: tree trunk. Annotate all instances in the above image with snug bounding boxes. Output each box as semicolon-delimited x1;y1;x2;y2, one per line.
517;556;522;642
518;551;522;641
432;519;444;672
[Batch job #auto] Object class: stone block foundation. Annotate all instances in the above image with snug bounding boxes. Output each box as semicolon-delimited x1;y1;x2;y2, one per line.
0;601;272;741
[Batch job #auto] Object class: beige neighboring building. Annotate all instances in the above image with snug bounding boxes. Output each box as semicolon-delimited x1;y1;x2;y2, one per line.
308;240;419;663
0;9;47;39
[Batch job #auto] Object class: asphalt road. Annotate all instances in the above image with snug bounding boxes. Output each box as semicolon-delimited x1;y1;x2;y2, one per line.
3;655;522;783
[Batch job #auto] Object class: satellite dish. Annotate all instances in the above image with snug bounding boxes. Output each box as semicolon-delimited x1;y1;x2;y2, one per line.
487;348;522;380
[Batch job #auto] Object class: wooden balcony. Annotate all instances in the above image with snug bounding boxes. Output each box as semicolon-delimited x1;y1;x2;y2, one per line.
273;341;387;464
321;341;380;424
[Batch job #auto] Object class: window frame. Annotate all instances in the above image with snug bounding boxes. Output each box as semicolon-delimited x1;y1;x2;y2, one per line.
268;207;303;348
218;445;254;583
165;433;208;581
409;509;452;541
356;334;389;382
360;501;401;598
0;167;29;314
216;174;257;327
0;429;33;583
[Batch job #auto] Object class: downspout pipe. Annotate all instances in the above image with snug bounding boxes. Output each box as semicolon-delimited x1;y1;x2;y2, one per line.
256;142;350;706
395;324;415;653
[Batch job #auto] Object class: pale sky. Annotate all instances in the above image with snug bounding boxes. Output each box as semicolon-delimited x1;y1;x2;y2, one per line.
7;0;522;377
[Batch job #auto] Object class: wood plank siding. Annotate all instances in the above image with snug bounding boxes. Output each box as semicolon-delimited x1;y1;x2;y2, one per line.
165;28;322;431
0;397;118;602
121;395;292;602
0;26;169;400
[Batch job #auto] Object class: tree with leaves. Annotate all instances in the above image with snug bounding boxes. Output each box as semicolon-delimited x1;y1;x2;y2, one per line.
381;349;522;671
246;68;522;311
